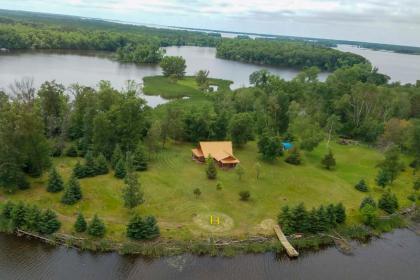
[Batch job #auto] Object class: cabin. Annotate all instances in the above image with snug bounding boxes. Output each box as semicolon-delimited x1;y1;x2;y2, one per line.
192;141;240;168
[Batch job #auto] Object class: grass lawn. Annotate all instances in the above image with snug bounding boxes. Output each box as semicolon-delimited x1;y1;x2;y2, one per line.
0;141;416;242
142;75;232;99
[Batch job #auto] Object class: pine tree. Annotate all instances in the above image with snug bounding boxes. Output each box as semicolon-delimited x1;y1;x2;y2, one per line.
111;144;123;169
83;150;97;177
114;159;127;179
47;167;64;193
73;161;86;179
316;205;329;232
122;173;144;209
291;203;309;233
74;212;87;233
376;169;391;188
126;214;160;240
334;203;346;224
278;205;294;235
321;150;336;170
125;151;134;174
87;214;106;237
308;208;320;233
133;142;148;171
17;175;30;190
326;204;337;228
360;204;377;227
355;179;369;192
39;209;61;234
413;177;420;191
1;201;15;219
23;205;41;232
95;153;109;175
206;155;217;180
285;147;302;165
10;202;27;229
61;175;83;205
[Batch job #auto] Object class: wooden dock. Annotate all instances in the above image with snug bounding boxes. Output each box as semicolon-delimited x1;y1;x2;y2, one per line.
273;225;299;258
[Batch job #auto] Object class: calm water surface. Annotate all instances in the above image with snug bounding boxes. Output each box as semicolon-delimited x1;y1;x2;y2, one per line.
0;229;419;280
337;45;420;84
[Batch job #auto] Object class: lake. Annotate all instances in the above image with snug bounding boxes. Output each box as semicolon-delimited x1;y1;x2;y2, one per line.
336;45;420;84
0;229;419;279
0;47;328;107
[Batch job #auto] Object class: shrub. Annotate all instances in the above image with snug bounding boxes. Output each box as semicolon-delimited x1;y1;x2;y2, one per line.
239;191;250;201
65;145;78;157
378;191;399;214
355;179;369;192
206;156;217;180
1;201;15;219
216;182;223;191
376;169;391;188
235;164;245;181
39;209;61;234
95;153;109;175
16;176;30;190
407;193;417;202
133;142;148;171
193;188;202;198
360;196;376;209
414;178;420;191
360;204;377;227
87;215;106;238
73;161;86;179
285;147;301;165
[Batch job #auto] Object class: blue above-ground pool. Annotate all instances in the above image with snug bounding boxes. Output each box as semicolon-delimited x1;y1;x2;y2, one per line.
282;142;293;150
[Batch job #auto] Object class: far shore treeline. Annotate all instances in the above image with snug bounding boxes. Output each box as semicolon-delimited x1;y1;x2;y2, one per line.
1;9;366;69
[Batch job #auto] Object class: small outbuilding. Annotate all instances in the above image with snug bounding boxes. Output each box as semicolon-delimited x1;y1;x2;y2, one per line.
192;141;240;168
282;142;293;151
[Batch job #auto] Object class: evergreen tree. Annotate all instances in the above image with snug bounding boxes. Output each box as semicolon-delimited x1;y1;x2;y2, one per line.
355;179;369;192
87;214;106;237
47;167;64;193
308;208;320;233
326;204;337;227
17;175;30;190
378;190;399;214
23;205;41;232
360;196;377;209
125;151;135;174
378;146;404;184
10;202;27;229
39;209;61;234
206;155;217;180
376;169;391;188
278;205;294;235
316;205;329;232
122;173;144;209
111;144;123;169
334;203;346;224
285;147;302;165
114;159;127;179
95;153;109;175
73;161;86;179
133;142;148;171
126;214;160;240
291;203;309;232
1;201;15;219
61;175;83;205
83;150;97;177
321;150;336;170
74;212;87;233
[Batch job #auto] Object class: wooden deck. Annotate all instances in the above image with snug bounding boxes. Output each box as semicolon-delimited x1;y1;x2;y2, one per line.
273;225;299;258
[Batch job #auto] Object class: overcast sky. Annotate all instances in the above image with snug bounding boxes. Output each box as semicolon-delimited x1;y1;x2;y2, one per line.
2;0;420;46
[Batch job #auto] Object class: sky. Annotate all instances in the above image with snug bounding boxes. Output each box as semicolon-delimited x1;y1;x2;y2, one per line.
2;0;420;46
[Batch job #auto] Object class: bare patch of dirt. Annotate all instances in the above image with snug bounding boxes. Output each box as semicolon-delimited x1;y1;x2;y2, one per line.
193;212;234;233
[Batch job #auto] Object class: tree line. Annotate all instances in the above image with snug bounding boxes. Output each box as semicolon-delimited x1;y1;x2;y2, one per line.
216;38;368;71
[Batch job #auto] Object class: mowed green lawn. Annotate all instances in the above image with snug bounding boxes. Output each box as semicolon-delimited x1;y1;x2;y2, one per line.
0;142;415;241
142;76;232;99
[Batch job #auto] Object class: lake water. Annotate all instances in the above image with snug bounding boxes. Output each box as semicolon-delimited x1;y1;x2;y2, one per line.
0;47;328;107
0;229;419;279
336;45;420;84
